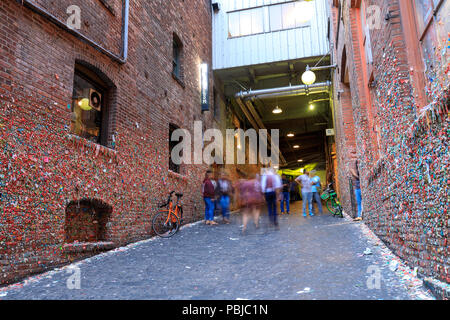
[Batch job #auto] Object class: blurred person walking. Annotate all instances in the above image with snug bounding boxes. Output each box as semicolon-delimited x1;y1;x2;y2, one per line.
261;167;282;229
202;170;218;225
295;170;314;217
310;170;323;215
237;174;263;235
218;172;234;224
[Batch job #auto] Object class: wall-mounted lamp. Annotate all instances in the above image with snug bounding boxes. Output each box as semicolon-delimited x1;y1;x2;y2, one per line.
301;65;316;85
212;2;220;13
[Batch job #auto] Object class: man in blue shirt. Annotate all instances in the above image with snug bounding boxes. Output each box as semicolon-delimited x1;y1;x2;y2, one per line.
310;170;323;215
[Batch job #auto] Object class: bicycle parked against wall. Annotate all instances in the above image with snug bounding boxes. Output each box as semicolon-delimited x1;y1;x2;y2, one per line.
321;183;344;218
152;191;184;238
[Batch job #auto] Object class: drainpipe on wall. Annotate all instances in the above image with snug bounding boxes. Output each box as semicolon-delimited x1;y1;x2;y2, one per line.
18;0;129;64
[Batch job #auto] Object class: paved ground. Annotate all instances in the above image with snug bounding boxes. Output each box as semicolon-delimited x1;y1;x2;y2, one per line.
0;201;434;300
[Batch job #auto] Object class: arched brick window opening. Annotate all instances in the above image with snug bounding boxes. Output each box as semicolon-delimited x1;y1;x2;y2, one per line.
71;61;117;148
65;199;112;243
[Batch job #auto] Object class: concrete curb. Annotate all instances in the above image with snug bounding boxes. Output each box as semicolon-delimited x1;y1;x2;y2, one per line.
423;277;450;300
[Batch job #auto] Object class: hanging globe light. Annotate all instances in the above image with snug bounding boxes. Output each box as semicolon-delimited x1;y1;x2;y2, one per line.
78;98;92;111
301;65;316;85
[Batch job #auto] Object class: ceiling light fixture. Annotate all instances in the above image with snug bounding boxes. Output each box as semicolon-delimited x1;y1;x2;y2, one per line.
293;145;300;149
272;105;282;114
287;133;295;137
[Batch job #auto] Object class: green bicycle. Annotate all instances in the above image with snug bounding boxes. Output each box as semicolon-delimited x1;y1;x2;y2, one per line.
321;183;344;218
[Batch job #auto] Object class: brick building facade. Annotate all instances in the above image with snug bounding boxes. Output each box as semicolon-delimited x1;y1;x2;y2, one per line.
330;0;449;287
0;0;218;285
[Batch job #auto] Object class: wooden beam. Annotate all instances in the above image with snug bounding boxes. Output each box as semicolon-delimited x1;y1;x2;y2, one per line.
244;100;287;165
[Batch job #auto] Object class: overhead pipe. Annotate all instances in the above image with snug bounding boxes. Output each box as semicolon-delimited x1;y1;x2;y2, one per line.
310;64;337;71
18;0;129;64
235;81;332;100
252;86;330;100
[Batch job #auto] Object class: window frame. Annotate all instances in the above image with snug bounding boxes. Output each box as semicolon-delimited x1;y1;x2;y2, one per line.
172;34;184;84
410;0;446;108
71;66;109;146
227;6;266;38
227;0;313;39
268;0;312;32
414;0;444;41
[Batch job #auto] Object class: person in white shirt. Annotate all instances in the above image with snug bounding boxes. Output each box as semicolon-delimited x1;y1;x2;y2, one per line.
260;167;282;228
295;170;314;217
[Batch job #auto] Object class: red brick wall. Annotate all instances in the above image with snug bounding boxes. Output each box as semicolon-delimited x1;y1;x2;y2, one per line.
330;0;357;212
0;0;215;285
331;0;449;283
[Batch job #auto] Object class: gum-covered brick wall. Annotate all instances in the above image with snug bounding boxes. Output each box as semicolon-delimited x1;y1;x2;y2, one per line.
360;0;449;284
0;0;213;285
333;0;449;284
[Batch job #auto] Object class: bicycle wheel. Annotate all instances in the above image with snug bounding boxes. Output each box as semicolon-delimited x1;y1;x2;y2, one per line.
334;202;344;218
326;198;338;214
152;211;180;238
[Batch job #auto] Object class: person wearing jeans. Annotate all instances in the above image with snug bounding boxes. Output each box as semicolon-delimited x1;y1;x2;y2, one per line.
264;191;277;225
301;191;313;216
261;167;282;228
351;160;362;221
204;197;214;222
310;170;323;215
280;174;290;214
218;172;233;224
295;170;314;217
354;187;362;218
202;170;217;225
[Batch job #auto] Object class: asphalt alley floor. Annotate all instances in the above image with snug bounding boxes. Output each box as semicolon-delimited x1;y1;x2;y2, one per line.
0;201;434;300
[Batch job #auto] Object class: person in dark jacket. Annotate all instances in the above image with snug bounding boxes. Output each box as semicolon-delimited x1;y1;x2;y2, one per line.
280;174;290;214
202;170;217;225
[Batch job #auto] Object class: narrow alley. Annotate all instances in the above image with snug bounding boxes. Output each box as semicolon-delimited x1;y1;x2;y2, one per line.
0;203;433;300
0;0;448;305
